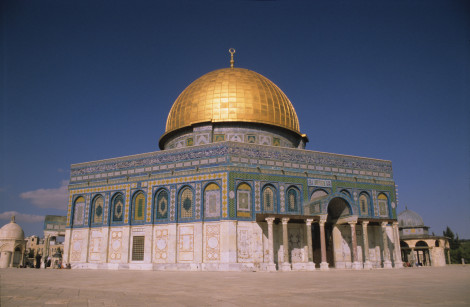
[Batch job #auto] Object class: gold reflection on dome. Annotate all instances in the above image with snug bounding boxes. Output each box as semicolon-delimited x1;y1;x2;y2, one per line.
165;68;300;134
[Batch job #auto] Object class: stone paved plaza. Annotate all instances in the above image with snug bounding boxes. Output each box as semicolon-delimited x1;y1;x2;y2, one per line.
1;266;469;306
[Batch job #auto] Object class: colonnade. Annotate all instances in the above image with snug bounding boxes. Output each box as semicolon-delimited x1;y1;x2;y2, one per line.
265;217;403;271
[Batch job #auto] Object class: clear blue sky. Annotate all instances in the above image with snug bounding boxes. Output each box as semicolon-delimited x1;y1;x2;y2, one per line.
1;0;469;238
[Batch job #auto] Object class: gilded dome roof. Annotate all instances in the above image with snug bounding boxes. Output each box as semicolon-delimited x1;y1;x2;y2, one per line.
164;67;300;135
398;209;425;228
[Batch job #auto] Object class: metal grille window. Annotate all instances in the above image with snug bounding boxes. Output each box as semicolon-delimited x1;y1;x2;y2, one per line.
132;236;145;261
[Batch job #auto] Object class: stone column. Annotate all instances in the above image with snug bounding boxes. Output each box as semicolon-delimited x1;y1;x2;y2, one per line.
362;221;372;269
348;221;361;270
281;217;291;271
265;217;276;271
305;219;315;271
410;247;416;267
392;222;403;268
381;222;392;269
447;249;451;265
41;235;50;269
319;220;329;270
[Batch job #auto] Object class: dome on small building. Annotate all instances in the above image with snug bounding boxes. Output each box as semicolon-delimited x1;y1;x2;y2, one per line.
398;209;424;228
0;216;24;241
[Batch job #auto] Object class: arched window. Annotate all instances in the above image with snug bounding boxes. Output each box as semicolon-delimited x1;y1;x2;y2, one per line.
92;195;104;224
237;183;251;212
286;187;299;213
179;187;194;219
204;183;220;218
155;189;169;220
262;186;276;212
378;193;389;216
112;193;124;222
359;193;369;216
73;196;85;226
133;192;145;222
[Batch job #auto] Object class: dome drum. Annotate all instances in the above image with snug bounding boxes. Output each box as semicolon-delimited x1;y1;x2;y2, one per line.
160;121;307;150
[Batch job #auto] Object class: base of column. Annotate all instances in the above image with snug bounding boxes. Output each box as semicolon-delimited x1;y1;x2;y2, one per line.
394;261;404;269
280;262;291;271
306;262;316;271
383;260;393;269
352;261;363;270
363;261;372;270
265;263;277;272
320;262;329;271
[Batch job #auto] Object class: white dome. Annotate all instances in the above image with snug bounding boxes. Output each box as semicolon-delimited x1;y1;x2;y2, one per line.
0;217;25;241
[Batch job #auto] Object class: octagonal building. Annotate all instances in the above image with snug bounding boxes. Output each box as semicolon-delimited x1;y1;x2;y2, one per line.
64;53;403;271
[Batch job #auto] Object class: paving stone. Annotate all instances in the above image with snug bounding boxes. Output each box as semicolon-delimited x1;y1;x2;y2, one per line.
0;266;469;306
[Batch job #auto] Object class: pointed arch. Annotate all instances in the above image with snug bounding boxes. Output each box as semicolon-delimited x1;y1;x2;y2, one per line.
179;186;194;219
154;188;169;220
132;191;146;223
72;196;85;226
204;182;221;218
358;192;370;216
286;186;300;213
262;184;277;212
91;195;104;225
111;193;125;223
378;193;389;217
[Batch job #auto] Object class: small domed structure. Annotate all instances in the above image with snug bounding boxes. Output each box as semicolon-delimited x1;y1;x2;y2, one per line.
397;208;450;267
398;209;424;228
0;216;26;268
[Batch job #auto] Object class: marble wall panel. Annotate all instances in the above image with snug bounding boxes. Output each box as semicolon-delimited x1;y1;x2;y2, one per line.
178;225;194;262
205;224;220;262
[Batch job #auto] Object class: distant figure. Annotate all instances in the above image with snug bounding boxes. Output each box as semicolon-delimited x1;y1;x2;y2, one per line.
66;263;71;269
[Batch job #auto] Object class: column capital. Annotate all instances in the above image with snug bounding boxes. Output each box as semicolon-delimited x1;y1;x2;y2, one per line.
381;221;388;228
305;218;314;226
392;221;399;227
319;221;326;227
348;221;357;226
265;217;275;225
281;217;290;224
362;220;369;227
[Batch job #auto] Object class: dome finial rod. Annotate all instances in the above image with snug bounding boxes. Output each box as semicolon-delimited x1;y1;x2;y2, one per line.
229;48;236;68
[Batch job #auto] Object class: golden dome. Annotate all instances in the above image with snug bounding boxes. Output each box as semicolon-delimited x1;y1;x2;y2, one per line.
164;67;300;135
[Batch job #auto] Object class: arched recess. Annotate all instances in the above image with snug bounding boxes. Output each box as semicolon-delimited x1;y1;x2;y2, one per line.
286;186;300;213
154;189;169;220
262;185;277;212
13;246;22;267
377;193;389;217
132;191;146;224
179;186;194;220
72;196;86;227
326;197;352;224
416;241;428;247
91;195;104;225
204;183;221;218
358;192;370;216
236;183;252;217
111;193;125;224
325;196;353;268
